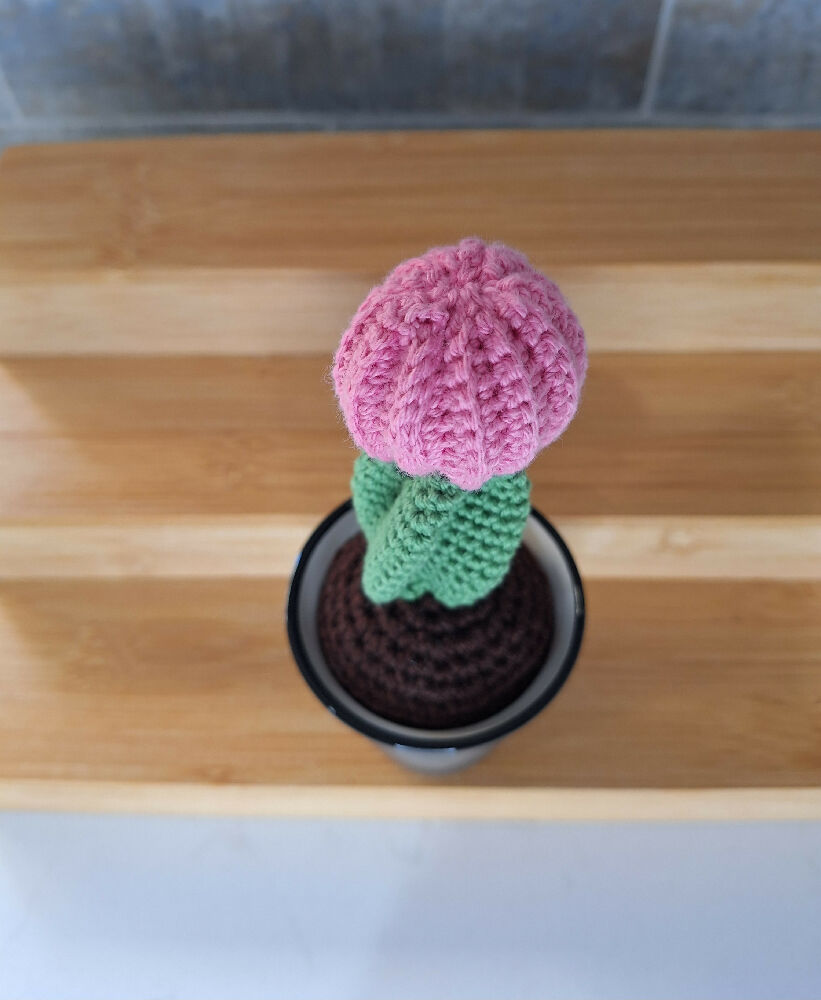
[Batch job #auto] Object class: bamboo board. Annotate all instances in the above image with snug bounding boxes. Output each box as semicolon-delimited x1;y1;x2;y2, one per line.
0;131;819;819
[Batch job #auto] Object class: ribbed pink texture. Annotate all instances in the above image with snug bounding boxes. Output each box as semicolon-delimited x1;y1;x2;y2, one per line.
333;238;587;491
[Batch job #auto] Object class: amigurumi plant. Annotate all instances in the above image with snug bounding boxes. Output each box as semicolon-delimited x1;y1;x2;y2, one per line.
333;237;588;610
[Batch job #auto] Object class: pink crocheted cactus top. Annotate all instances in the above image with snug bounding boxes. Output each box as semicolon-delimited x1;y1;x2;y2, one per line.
333;238;587;491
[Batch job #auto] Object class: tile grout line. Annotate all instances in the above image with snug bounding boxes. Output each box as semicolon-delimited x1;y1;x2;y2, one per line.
0;56;23;123
3;107;821;137
639;0;678;117
7;109;649;130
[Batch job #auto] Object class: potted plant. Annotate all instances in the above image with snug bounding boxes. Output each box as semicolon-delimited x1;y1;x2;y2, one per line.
287;238;586;773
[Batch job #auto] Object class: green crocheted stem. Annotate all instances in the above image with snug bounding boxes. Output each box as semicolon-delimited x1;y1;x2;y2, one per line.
351;453;531;608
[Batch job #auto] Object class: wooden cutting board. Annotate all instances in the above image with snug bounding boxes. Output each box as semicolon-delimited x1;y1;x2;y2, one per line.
0;131;819;819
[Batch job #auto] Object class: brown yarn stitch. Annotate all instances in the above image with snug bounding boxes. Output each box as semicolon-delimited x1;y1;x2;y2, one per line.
317;534;553;729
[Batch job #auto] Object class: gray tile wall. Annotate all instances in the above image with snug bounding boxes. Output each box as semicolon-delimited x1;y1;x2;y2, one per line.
657;0;821;114
0;0;819;144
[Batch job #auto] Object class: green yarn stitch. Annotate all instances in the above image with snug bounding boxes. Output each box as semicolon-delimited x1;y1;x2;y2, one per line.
351;453;531;608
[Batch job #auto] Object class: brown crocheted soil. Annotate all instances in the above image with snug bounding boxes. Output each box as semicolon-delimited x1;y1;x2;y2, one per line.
317;534;553;729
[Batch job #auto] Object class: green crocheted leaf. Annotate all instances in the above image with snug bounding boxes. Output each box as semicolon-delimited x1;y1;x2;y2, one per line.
351;453;405;540
351;454;531;608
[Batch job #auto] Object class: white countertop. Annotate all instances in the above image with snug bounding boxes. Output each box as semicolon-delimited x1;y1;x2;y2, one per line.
1;814;820;999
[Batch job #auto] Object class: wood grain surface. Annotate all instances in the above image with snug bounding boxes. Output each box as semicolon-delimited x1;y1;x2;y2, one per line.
0;355;817;518
2;132;820;270
1;577;819;790
2;264;820;355
0;132;819;818
0;516;818;581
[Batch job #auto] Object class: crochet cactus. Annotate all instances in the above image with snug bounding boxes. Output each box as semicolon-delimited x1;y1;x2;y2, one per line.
352;453;531;607
334;237;588;609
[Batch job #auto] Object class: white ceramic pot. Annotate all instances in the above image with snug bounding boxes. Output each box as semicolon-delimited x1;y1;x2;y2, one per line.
287;501;585;775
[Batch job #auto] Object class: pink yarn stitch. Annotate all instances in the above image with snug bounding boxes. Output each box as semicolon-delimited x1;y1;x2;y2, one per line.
333;238;587;491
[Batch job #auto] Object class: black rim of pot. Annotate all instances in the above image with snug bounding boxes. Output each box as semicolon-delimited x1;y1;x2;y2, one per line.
286;499;586;751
